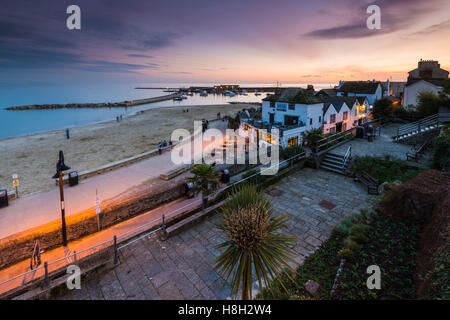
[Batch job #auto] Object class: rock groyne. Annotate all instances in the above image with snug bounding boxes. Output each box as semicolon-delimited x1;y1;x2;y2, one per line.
5;92;181;110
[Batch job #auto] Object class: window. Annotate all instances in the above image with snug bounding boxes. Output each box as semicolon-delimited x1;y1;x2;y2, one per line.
270;101;275;108
330;114;336;123
343;123;347;131
288;103;295;110
330;127;336;134
354;108;357;116
343;111;348;120
319;116;322;123
267;133;272;144
284;115;299;126
288;136;298;148
310;118;312;125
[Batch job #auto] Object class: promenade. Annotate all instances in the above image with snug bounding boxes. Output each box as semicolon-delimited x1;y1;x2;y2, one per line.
0;120;225;239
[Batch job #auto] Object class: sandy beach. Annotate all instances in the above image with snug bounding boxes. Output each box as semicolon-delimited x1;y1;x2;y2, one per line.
0;103;249;196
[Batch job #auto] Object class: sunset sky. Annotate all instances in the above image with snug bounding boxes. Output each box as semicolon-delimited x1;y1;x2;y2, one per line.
1;0;449;85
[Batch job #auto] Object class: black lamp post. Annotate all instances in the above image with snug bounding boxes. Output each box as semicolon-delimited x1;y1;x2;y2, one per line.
52;150;70;247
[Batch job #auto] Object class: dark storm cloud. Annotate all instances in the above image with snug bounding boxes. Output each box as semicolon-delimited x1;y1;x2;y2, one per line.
305;0;444;39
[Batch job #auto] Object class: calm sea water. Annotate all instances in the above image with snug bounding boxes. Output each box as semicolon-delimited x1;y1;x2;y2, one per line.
0;82;333;140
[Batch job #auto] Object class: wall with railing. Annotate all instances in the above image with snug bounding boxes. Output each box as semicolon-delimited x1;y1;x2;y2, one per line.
0;150;308;299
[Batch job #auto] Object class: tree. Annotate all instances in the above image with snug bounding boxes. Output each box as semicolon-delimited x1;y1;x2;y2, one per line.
214;184;297;299
303;128;323;148
443;78;450;94
372;98;392;119
187;164;219;209
417;91;441;117
228;113;241;130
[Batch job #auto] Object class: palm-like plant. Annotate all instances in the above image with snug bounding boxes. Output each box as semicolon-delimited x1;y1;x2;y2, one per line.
214;184;297;300
187;164;220;209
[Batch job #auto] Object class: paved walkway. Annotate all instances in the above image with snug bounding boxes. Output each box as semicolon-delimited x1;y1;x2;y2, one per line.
0;120;225;239
57;168;375;300
332;123;417;159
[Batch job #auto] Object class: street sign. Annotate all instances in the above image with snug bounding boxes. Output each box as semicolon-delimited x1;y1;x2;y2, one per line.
95;188;101;215
12;174;19;187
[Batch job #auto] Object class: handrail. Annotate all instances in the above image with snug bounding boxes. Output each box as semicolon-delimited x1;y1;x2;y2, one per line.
395;113;442;137
0;150;308;294
342;145;352;168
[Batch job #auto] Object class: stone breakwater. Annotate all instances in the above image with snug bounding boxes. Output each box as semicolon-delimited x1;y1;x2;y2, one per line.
5;92;181;110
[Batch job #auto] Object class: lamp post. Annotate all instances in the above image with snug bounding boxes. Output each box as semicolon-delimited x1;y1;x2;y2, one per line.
52;151;70;247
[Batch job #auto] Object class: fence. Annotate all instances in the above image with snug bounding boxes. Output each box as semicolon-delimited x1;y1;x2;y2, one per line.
0;149;307;298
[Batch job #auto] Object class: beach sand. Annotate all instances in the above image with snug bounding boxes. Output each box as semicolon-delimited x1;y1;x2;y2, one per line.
0;103;250;196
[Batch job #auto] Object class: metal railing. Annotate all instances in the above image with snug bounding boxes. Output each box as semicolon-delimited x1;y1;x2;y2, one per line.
314;118;383;153
0;150;308;297
342;145;352;168
394;113;450;140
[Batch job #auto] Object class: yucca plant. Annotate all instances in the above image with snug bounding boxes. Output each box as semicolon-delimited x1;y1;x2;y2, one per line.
187;164;219;210
214;184;297;300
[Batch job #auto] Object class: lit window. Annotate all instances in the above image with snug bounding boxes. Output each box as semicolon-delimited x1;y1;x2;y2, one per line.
343;111;348;120
288;136;298;148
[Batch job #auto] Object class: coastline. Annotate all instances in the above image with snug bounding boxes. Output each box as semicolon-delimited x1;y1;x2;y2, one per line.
0;103;248;196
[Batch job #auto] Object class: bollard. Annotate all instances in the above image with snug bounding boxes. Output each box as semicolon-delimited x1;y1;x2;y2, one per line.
161;214;168;240
73;250;77;262
113;236;119;265
44;262;50;288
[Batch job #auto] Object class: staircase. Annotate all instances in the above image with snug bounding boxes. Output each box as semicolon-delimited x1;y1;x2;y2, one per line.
392;113;450;143
320;146;352;175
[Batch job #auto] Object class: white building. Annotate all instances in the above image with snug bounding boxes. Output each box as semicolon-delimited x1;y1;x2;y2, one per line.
240;88;323;148
336;81;383;106
403;79;445;109
239;88;373;148
322;96;370;134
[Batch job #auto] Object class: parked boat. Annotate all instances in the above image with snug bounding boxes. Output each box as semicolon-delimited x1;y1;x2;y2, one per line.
173;97;183;101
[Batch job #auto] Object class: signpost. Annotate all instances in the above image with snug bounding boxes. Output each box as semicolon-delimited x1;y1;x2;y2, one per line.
12;174;19;198
95;188;101;231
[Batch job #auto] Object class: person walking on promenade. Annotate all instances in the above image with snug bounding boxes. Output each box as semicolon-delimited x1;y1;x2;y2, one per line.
158;142;162;155
66;129;70;139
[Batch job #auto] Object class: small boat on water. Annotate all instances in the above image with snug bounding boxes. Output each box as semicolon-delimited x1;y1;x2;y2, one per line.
173;97;183;101
255;92;261;96
200;91;208;96
181;95;188;99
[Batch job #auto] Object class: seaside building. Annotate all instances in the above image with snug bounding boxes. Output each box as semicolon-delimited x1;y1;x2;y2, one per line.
403;59;449;109
336;80;383;106
239;87;373;148
214;84;240;92
239;88;323;148
321;96;369;134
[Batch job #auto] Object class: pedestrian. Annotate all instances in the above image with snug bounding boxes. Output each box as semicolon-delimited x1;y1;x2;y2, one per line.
158;142;162;154
163;140;168;147
66;129;70;139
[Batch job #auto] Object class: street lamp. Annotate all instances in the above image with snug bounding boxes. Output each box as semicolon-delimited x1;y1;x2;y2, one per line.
52;150;70;247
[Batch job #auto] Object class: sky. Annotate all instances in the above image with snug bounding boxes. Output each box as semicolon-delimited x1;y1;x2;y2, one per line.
1;0;450;86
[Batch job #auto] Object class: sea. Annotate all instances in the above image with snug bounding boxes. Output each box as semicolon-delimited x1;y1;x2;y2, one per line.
0;82;334;140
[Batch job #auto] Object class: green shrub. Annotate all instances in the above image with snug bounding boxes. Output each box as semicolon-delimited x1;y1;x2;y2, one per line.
431;132;450;171
280;145;305;160
350;155;421;182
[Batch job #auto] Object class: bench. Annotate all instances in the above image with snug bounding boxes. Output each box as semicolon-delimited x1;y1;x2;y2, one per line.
406;140;428;162
355;171;380;195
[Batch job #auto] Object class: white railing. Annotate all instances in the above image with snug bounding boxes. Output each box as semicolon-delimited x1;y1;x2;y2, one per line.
342;145;352;168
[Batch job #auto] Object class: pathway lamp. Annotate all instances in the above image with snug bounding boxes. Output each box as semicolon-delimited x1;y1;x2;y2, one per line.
52;150;70;247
